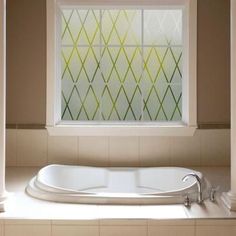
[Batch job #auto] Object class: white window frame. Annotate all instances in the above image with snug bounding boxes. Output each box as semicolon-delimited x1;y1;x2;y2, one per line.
46;0;197;136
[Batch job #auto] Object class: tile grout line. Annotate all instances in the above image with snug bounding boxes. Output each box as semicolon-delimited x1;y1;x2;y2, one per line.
77;136;80;165
46;131;49;165
15;129;19;167
108;137;111;167
50;220;52;236
138;136;141;167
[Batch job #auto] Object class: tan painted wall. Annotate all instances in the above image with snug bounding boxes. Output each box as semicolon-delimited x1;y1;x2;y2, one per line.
197;0;230;125
6;0;230;126
6;0;46;124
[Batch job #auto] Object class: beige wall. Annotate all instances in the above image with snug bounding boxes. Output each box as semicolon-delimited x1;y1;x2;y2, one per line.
6;0;230;126
6;0;46;124
197;0;230;125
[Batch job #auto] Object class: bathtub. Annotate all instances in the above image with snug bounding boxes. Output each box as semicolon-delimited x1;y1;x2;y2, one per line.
26;165;211;205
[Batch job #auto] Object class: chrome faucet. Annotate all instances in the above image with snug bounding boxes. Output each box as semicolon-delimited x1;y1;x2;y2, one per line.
182;173;203;204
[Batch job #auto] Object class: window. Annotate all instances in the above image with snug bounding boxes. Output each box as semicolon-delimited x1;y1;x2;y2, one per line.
47;0;197;136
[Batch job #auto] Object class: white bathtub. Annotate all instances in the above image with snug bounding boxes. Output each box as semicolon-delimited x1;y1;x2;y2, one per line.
26;165;211;204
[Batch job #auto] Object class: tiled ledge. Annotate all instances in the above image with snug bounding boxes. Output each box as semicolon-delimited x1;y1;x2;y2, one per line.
0;167;236;235
1;219;236;236
1;166;235;220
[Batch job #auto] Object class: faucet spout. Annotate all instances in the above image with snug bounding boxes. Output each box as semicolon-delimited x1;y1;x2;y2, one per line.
182;173;203;204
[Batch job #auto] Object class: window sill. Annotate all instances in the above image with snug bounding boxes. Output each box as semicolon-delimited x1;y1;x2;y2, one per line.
46;122;197;136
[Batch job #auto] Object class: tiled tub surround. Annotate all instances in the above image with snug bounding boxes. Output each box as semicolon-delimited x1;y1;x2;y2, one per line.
0;167;236;236
6;129;230;167
3;128;233;236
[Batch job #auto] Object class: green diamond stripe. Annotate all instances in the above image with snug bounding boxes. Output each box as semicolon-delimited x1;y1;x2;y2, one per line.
153;47;170;83
74;10;90;45
156;85;171;120
169;47;182;82
102;47;123;83
143;47;156;83
61;10;74;41
89;51;101;83
61;48;76;82
170;92;182;120
168;85;182;116
75;10;100;45
122;10;140;45
143;85;168;120
108;85;125;120
74;47;99;83
124;85;142;120
61;89;73;120
101;85;121;120
101;10;119;46
61;9;183;121
62;10;81;45
73;85;90;120
85;10;100;45
102;10;123;46
121;85;136;120
74;47;89;82
75;47;100;83
76;85;100;120
121;47;142;83
143;86;162;120
143;47;169;83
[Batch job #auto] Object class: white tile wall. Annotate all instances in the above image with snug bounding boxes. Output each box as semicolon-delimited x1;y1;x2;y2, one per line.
148;226;195;236
78;137;109;166
170;131;201;166
6;129;17;166
109;137;139;166
48;136;77;164
1;219;236;236
5;129;230;167
0;221;3;236
4;225;51;236
52;225;99;236
140;137;171;166
195;220;236;236
16;129;47;166
100;226;147;236
200;129;230;166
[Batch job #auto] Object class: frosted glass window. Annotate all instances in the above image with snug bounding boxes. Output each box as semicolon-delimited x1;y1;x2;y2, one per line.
60;9;183;121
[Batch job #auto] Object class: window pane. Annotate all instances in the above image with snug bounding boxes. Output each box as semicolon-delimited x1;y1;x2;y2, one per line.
60;8;183;122
101;47;142;120
61;9;100;46
61;46;102;120
142;46;182;121
144;10;182;45
101;10;141;46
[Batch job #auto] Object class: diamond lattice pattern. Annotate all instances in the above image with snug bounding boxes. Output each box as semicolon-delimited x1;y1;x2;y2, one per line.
61;9;182;121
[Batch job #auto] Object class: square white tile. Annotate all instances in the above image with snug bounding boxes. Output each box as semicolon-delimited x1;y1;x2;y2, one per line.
52;225;99;236
109;137;139;167
6;129;17;166
196;225;236;236
48;136;77;164
200;130;230;166
0;220;3;236
100;226;147;236
148;226;194;236
140;137;170;166
16;129;47;166
78;137;109;166
4;224;51;236
170;131;201;166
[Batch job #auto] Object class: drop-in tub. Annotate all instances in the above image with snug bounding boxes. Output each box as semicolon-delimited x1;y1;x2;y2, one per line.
26;165;211;205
